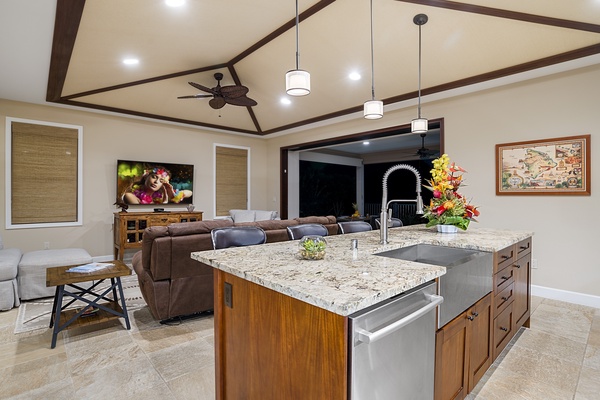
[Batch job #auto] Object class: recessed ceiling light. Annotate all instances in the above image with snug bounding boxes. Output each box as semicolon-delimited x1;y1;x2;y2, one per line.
165;0;185;7
280;98;292;105
349;72;361;81
122;58;139;65
363;141;370;145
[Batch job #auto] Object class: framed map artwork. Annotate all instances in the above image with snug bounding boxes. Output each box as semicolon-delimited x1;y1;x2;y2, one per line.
496;135;590;195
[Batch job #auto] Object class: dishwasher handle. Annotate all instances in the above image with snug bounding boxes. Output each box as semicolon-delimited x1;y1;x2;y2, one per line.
355;293;443;345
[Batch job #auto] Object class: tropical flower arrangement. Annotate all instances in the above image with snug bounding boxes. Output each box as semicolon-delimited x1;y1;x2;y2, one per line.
423;154;480;231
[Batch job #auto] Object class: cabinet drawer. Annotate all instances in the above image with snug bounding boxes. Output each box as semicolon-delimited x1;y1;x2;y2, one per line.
494;245;515;274
494;282;514;316
516;237;531;259
148;216;180;226
493;303;514;360
493;268;514;294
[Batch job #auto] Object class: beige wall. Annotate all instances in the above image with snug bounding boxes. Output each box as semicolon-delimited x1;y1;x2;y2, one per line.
267;64;600;298
1;101;269;256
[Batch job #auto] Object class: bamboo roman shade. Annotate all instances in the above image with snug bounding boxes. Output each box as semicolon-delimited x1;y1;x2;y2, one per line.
215;146;248;216
10;121;79;224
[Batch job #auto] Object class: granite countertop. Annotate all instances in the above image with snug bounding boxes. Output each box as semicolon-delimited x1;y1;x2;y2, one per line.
191;225;533;316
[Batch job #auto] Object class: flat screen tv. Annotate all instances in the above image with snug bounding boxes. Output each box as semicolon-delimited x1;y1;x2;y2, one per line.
117;159;194;206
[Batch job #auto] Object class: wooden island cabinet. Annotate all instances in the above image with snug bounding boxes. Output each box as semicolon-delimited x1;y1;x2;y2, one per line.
434;237;532;400
191;226;532;400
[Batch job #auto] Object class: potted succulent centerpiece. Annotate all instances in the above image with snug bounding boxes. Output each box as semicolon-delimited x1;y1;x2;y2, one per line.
423;154;480;232
298;235;327;260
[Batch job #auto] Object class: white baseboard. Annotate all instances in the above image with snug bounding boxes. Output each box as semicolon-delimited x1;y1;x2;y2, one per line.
532;285;600;309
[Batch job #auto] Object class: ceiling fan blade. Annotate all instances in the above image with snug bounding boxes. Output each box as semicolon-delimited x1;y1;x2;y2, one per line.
177;94;213;99
224;95;257;107
188;81;217;95
209;97;226;109
220;85;249;98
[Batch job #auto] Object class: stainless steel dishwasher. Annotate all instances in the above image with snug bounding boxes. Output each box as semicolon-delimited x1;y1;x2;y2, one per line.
349;281;442;400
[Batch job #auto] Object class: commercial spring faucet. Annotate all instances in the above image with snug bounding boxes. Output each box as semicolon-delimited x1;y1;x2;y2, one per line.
380;164;424;244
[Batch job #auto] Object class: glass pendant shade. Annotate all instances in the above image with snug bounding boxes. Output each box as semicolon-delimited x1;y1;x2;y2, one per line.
364;100;383;119
286;69;310;96
411;117;428;133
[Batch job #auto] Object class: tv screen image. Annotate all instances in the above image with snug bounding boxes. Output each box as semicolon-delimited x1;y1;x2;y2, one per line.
117;160;194;205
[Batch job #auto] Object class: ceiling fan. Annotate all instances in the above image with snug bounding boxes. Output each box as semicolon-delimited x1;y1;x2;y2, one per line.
178;72;257;109
416;133;439;159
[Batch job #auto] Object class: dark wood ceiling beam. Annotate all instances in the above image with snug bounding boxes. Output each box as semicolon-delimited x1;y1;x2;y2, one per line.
57;99;263;136
396;0;600;33
228;0;336;66
61;64;228;100
265;43;600;135
46;0;85;102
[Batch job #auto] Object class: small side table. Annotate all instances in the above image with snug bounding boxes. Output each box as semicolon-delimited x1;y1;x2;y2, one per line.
46;260;132;349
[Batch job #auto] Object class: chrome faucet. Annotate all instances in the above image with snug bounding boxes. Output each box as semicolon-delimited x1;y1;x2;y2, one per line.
380;164;424;244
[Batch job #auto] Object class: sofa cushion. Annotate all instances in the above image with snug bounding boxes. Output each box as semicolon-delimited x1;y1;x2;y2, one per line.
0;248;22;280
238;219;298;231
255;210;278;221
230;209;256;223
168;219;233;237
295;215;337;225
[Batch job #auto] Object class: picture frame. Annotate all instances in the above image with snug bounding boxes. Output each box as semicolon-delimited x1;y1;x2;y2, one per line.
496;134;590;195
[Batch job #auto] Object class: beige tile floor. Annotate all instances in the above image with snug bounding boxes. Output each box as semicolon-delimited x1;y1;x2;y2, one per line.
0;296;598;400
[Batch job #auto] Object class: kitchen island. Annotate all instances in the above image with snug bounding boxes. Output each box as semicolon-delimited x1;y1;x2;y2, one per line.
191;225;533;399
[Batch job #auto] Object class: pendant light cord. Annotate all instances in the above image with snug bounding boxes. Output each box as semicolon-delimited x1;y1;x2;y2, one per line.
369;0;375;101
417;22;422;118
295;0;300;70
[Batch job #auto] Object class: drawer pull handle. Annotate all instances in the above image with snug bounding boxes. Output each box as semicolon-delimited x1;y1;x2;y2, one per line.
501;255;510;260
467;316;474;321
500;327;508;332
519;245;529;250
514;264;521;269
501;296;509;301
501;276;509;281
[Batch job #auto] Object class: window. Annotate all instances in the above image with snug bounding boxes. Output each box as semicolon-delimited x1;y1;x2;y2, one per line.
5;117;83;229
214;145;249;216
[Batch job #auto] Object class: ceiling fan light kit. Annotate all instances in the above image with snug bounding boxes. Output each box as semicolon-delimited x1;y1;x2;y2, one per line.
364;0;382;120
286;0;310;96
411;13;428;134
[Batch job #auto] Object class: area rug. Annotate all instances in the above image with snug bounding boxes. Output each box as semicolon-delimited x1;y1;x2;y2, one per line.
14;273;146;334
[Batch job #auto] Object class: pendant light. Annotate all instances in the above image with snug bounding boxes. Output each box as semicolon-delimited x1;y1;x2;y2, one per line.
364;0;383;119
286;0;310;96
411;13;428;133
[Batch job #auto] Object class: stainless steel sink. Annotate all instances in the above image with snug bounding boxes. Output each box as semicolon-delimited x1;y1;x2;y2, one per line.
375;244;493;328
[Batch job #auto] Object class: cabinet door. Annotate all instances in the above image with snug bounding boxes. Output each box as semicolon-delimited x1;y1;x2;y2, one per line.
512;253;531;329
435;313;468;400
467;293;493;392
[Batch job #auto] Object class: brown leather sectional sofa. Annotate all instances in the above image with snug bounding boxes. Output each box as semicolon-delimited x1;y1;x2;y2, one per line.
132;215;338;321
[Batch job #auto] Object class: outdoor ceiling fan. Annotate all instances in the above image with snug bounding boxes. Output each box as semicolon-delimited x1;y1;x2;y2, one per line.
177;72;257;109
416;133;439;159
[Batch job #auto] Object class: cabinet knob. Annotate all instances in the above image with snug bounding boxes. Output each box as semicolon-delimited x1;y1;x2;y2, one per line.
500;327;508;332
467;316;475;321
471;311;479;317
